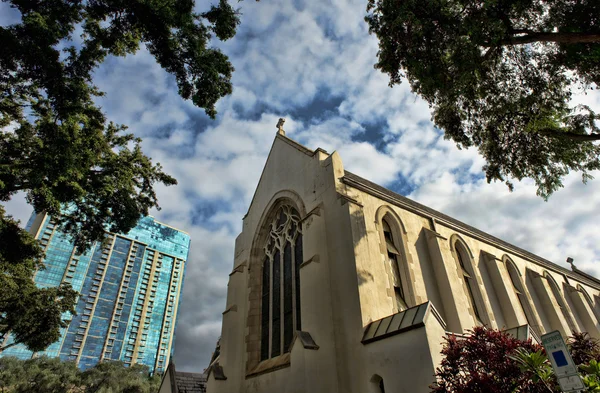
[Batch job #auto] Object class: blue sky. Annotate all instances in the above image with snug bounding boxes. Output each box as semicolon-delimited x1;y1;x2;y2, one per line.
3;0;600;372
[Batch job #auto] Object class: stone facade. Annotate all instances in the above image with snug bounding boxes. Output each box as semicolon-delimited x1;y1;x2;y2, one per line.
206;132;600;393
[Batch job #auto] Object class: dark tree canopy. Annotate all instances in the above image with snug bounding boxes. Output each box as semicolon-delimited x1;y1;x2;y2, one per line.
0;357;160;393
0;0;243;353
0;206;78;353
366;0;600;198
4;356;81;393
0;0;242;249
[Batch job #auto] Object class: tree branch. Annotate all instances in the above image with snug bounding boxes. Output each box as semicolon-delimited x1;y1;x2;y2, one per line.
0;181;31;193
538;128;600;142
510;28;536;35
0;340;20;353
496;32;600;46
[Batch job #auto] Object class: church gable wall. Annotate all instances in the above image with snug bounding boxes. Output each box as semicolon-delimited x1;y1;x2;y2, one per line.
210;135;351;393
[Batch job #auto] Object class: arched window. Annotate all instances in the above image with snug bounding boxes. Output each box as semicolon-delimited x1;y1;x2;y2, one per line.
370;374;386;393
545;272;578;334
578;285;600;322
506;260;534;327
382;218;407;310
454;241;482;324
260;204;302;361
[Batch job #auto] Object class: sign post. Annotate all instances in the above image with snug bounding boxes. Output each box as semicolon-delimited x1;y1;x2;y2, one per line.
540;331;585;392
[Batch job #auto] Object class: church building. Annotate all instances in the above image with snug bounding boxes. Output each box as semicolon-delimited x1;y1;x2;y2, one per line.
206;124;600;393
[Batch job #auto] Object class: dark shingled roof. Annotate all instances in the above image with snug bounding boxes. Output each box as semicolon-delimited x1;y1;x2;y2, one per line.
175;371;206;393
362;302;446;344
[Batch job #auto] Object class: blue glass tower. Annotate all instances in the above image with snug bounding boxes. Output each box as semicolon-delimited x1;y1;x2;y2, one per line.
0;213;190;374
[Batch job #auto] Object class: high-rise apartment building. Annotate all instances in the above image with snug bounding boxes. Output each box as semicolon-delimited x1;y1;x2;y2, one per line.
0;212;190;374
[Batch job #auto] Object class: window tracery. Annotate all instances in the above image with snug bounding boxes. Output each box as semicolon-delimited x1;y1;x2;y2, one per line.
260;204;302;361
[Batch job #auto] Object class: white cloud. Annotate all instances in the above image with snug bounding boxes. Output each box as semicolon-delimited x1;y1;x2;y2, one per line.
409;171;600;278
3;0;600;374
338;142;401;184
0;2;21;26
3;192;33;225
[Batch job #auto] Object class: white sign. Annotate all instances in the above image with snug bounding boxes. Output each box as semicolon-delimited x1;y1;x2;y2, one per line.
541;331;578;377
558;375;585;392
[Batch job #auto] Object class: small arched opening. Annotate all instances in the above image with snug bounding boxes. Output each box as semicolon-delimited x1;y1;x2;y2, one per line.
370;374;386;393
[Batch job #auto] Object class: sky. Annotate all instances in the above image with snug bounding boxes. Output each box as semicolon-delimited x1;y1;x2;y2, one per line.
3;0;600;373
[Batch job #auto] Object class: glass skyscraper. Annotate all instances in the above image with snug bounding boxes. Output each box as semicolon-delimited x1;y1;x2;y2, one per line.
0;212;190;374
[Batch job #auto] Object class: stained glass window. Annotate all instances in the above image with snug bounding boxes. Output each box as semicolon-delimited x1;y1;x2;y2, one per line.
283;243;293;351
294;235;302;331
260;204;302;361
260;257;270;361
271;249;281;357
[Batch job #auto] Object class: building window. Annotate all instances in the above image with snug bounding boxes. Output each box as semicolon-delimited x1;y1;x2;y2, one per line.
454;241;482;324
506;259;535;328
578;285;600;322
371;374;385;393
382;218;407;311
260;204;302;361
545;272;578;334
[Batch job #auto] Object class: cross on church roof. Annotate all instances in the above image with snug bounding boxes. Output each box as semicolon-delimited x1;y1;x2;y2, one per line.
276;118;286;136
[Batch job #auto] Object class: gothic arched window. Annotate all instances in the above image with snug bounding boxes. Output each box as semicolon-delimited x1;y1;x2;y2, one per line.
454;242;483;324
545;272;578;334
506;260;535;327
260;204;302;361
382;218;407;311
577;285;600;322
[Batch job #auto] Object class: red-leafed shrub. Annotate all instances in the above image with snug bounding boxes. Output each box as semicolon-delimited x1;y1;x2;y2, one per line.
569;332;600;366
430;327;558;393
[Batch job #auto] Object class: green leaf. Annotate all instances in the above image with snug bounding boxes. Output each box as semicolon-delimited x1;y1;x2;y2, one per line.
366;0;600;197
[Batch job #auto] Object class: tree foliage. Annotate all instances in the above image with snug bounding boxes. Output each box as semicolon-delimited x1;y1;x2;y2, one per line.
430;327;556;392
431;328;600;393
10;356;81;393
0;0;243;250
80;361;161;393
581;360;600;393
366;0;600;198
0;357;160;393
0;0;243;353
0;207;77;353
569;332;600;366
0;280;78;353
